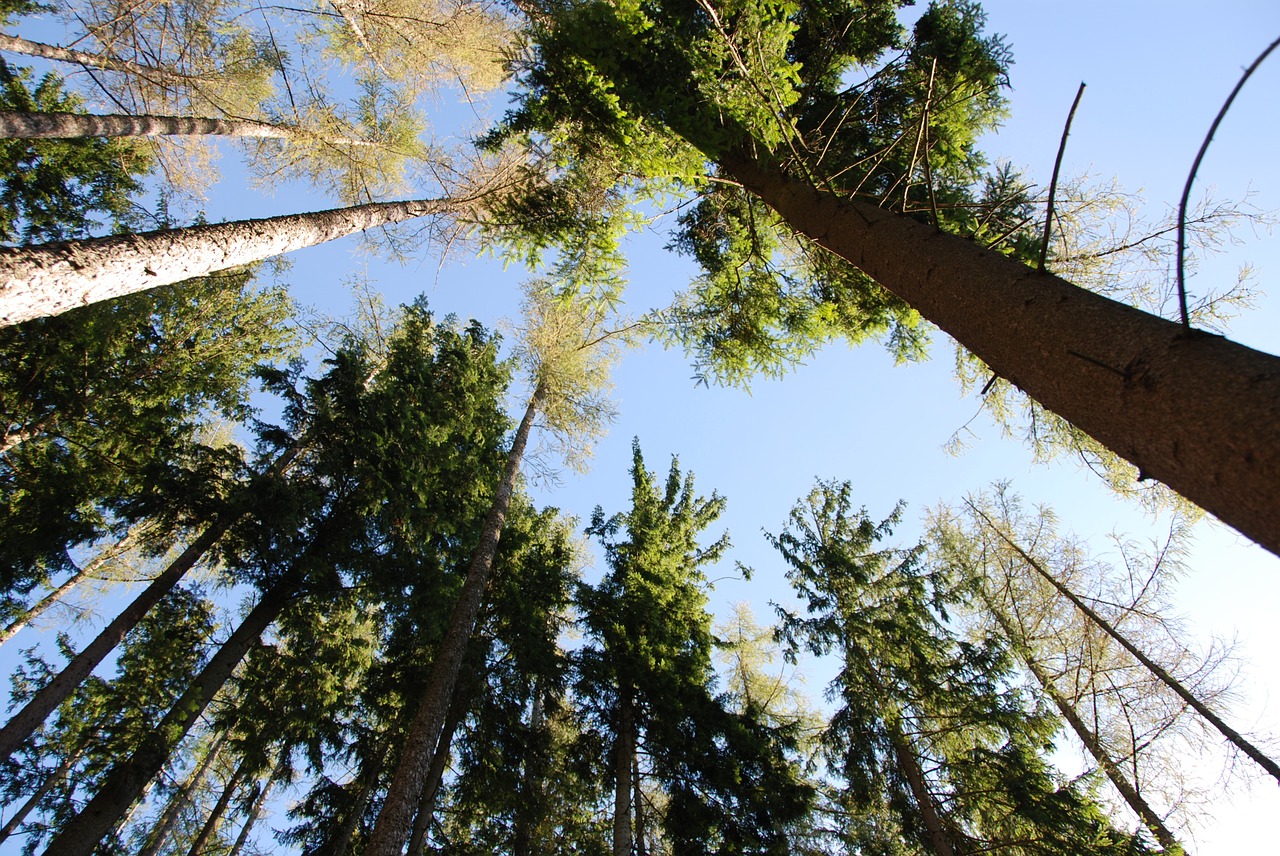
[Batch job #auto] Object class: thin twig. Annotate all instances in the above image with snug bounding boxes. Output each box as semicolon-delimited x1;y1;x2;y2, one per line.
1039;82;1086;272
1176;34;1280;328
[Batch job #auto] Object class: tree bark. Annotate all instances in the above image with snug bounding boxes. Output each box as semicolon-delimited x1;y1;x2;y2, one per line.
970;500;1280;785
0;442;300;763
406;662;482;856
226;758;282;856
0;33;207;83
39;579;297;856
632;752;646;856
0;110;300;140
324;738;390;856
718;150;1280;557
0;523;147;648
0;197;459;327
886;718;956;856
612;688;634;856
365;383;545;856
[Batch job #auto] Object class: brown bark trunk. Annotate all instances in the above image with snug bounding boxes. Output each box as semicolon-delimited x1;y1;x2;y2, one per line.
184;754;249;856
719;151;1280;557
0;746;82;844
612;688;634;856
137;730;229;856
886;718;956;856
39;579;296;856
0;110;298;140
0;444;300;762
0;197;459;327
632;753;646;856
406;665;478;856
971;501;1280;785
324;737;391;856
365;384;545;856
0;523;146;648
226;758;282;856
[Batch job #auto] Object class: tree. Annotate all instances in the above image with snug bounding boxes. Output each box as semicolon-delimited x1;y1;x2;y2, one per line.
495;0;1280;555
773;480;1154;855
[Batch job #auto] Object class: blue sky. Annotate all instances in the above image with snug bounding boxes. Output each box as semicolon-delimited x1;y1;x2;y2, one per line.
4;0;1280;851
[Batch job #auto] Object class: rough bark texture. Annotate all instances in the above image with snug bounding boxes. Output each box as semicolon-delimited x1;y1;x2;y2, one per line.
0;521;229;762
41;580;295;856
719;150;1280;557
0;198;454;327
972;502;1280;785
406;670;477;856
0;110;297;140
365;385;545;856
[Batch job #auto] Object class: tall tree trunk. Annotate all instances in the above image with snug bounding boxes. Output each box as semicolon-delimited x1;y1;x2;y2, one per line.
184;754;250;856
886;718;956;856
137;730;230;856
38;579;297;856
993;607;1182;852
324;737;391;856
0;443;301;763
612;687;634;856
0;33;207;82
0;197;462;327
512;682;545;856
226;756;283;856
718;150;1280;557
365;383;546;856
406;658;485;856
970;500;1280;784
632;753;646;856
0;523;147;648
0;111;302;140
0;746;82;844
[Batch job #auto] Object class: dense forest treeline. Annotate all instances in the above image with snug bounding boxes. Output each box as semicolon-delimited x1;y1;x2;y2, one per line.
0;0;1277;852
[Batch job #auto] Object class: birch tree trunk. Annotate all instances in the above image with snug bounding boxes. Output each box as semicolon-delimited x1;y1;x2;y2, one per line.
365;383;545;856
0;111;300;140
39;578;298;856
719;150;1280;557
0;198;458;327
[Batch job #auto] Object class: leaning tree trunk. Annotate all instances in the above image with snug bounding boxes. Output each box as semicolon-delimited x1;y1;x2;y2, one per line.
0;523;147;648
40;578;298;856
225;756;283;856
365;382;546;856
0;746;82;844
0;33;206;83
0;444;301;763
718;150;1280;557
971;501;1280;785
887;717;956;856
0;110;303;140
0;197;461;326
184;754;250;856
137;730;230;856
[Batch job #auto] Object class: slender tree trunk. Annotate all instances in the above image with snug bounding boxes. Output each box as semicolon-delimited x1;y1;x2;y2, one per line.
718;150;1280;557
0;33;205;82
406;664;480;856
612;687;634;856
512;683;545;856
0;444;300;762
0;197;461;327
137;730;230;856
0;111;301;140
38;579;297;856
632;753;647;856
886;718;956;856
184;754;250;856
982;596;1181;851
0;746;82;844
226;758;283;856
324;738;390;856
970;501;1280;784
365;383;546;856
0;523;147;648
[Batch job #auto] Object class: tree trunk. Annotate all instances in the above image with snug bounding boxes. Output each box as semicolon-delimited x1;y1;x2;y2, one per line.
612;688;634;856
512;682;545;856
718;150;1280;557
184;754;250;856
0;444;300;762
887;718;956;856
137;730;230;856
0;111;301;140
365;383;545;856
981;596;1181;851
324;738;390;856
226;759;281;856
38;579;297;856
632;753;646;856
971;500;1280;785
406;662;481;856
0;746;82;844
0;33;206;83
0;197;460;327
0;523;147;648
